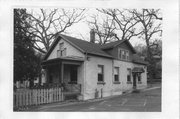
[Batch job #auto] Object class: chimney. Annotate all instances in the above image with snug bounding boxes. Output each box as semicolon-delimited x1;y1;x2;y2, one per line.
90;29;95;43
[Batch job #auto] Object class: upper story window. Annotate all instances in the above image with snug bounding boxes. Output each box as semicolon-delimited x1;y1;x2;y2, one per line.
118;48;129;61
57;42;66;57
114;67;119;82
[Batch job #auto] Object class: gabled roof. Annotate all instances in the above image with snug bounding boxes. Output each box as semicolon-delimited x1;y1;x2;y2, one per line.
43;34;146;65
100;39;136;53
43;34;113;60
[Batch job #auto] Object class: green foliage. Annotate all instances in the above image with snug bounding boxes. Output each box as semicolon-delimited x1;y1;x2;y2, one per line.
14;9;41;83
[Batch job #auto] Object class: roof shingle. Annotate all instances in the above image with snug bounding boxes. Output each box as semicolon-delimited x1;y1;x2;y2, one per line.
44;34;147;65
60;34;113;58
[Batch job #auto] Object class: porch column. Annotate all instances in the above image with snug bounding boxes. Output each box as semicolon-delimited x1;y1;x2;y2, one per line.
61;62;64;83
45;67;49;83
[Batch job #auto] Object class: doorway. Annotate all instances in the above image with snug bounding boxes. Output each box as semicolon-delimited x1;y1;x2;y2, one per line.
70;65;78;83
133;73;137;89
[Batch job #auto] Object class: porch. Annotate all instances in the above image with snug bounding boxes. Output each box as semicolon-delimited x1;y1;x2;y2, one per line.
41;57;84;100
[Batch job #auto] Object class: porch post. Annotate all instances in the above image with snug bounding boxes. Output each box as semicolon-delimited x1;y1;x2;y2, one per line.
46;67;49;83
61;62;64;83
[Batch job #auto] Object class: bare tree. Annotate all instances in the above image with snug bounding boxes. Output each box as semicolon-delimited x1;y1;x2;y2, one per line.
88;9;143;44
24;8;85;54
129;9;162;60
88;14;117;44
129;9;162;82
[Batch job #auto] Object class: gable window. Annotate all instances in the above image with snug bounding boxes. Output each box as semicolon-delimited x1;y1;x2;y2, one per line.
122;50;126;59
118;48;129;61
114;67;119;82
60;42;64;50
125;51;129;60
57;42;66;57
98;65;104;82
127;68;131;82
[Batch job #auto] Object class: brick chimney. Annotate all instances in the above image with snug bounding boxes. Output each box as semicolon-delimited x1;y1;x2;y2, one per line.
90;29;95;43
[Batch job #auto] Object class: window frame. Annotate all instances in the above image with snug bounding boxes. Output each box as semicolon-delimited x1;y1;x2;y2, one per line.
118;48;129;61
114;67;120;83
97;65;105;84
58;42;66;57
59;42;64;50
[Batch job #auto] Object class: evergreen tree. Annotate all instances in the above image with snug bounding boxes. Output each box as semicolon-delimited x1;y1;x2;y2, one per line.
14;9;41;86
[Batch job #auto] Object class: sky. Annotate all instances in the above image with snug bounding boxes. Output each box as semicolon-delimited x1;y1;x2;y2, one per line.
27;8;155;47
60;8;147;46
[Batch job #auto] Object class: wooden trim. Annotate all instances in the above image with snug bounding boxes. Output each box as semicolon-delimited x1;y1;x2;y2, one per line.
62;61;82;65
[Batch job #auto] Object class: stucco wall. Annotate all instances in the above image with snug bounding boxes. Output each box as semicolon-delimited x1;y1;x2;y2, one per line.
83;57;147;100
47;38;85;60
83;56;113;100
113;60;134;92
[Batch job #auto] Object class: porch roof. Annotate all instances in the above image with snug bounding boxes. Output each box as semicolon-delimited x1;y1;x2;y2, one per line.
41;56;84;66
132;67;145;73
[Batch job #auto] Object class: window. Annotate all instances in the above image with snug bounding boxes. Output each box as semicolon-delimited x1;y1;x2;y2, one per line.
114;67;119;82
126;51;129;60
61;48;66;56
59;42;64;50
118;48;129;61
57;42;66;57
98;65;104;82
127;68;131;82
122;50;126;60
118;49;122;59
70;66;77;84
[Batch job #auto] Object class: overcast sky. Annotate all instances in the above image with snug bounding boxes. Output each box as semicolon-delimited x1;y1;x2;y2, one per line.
60;8;147;46
27;8;154;46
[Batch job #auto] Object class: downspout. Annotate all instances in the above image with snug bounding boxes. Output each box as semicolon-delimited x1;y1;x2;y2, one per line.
112;59;114;95
83;52;88;100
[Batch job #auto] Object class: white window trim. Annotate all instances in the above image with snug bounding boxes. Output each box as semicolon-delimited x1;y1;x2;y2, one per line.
118;48;129;61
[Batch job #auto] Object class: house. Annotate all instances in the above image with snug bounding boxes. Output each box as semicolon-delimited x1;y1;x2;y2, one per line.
41;30;148;100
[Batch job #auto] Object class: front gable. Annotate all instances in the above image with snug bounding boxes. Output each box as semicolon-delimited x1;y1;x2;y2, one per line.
46;38;85;60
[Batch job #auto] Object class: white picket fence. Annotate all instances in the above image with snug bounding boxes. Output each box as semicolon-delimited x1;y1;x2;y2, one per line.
13;87;63;109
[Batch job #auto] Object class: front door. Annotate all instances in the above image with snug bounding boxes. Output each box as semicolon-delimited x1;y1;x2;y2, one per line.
70;65;78;83
133;73;137;89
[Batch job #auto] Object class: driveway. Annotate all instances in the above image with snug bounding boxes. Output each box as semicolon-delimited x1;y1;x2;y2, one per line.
27;85;161;112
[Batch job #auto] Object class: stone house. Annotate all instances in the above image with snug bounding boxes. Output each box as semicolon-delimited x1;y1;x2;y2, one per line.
41;31;148;100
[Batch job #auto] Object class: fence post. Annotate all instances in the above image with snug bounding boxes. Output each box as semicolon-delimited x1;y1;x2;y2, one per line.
29;90;32;106
59;87;61;101
25;90;28;107
44;88;46;104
